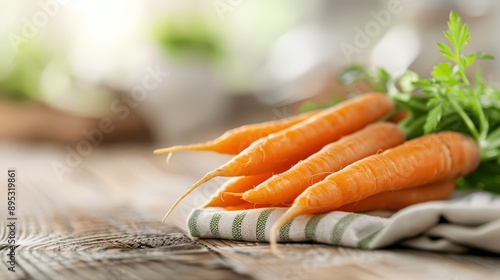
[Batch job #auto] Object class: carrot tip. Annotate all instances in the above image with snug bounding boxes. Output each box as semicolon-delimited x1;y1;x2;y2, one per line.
270;204;305;255
153;147;173;154
154;143;216;155
161;169;222;223
153;145;193;154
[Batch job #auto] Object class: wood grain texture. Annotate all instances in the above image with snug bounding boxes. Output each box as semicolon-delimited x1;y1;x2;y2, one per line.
0;145;244;280
0;144;499;280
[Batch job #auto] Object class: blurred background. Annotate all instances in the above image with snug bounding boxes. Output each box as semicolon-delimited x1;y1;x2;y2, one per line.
1;0;500;146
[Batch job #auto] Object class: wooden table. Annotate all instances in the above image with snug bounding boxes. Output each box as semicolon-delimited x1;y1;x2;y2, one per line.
1;143;499;280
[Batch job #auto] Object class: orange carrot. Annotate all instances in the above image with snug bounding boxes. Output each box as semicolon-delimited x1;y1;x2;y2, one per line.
162;93;394;222
222;180;455;211
241;122;405;204
337;180;456;212
270;131;480;250
204;165;289;208
203;174;272;208
154;111;318;155
223;202;291;211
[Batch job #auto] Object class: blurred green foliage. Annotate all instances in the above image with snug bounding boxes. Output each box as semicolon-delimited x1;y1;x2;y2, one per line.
153;17;223;62
0;42;50;102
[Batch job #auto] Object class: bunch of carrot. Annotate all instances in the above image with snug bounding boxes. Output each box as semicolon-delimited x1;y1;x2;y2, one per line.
156;92;479;238
154;12;499;251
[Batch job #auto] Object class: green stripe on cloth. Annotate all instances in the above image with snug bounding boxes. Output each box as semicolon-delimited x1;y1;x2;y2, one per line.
305;214;328;240
209;213;222;238
232;212;247;241
188;209;202;238
278;220;293;242
331;213;362;245
357;228;382;249
256;209;273;242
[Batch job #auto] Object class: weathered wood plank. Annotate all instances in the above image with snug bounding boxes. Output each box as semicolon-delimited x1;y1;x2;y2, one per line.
198;239;500;280
1;144;499;280
0;145;249;280
1;209;251;280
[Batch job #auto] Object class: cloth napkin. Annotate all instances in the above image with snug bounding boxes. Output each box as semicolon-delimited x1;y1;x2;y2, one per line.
187;191;500;253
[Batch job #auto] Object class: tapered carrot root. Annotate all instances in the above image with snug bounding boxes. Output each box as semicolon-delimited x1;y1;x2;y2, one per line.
204;165;291;208
162;170;220;222
223;202;291;211
337;180;456;212
154;111;318;155
270;131;480;251
162;93;394;222
204;174;274;208
242;122;405;204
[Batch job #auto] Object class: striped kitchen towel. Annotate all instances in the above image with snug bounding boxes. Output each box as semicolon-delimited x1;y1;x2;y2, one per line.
187;191;500;253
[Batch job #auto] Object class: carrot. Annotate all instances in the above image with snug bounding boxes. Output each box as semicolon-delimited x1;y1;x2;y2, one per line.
154;111;318;155
336;180;455;212
162;93;394;222
203;174;272;208
222;180;455;211
270;131;480;250
204;165;289;208
223;202;291;211
241;122;405;204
